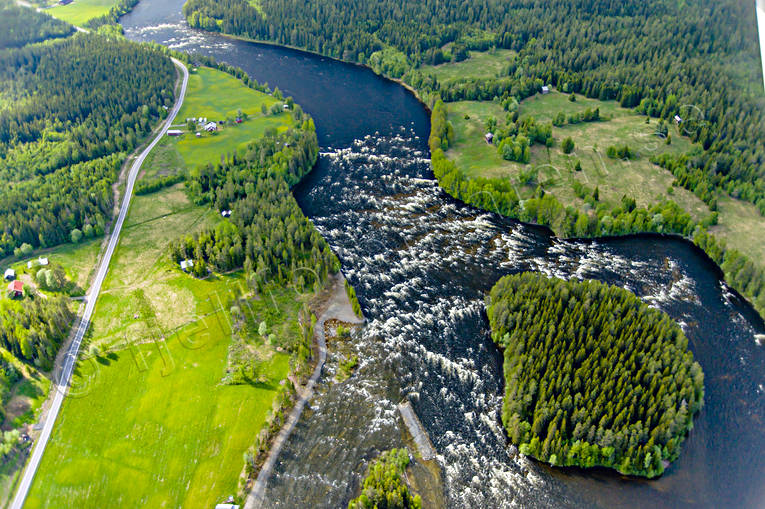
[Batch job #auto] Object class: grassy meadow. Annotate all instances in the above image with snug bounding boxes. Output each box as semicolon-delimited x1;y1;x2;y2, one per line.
25;66;308;507
419;48;516;82
142;66;293;181
711;195;765;263
45;0;118;27
446;91;710;221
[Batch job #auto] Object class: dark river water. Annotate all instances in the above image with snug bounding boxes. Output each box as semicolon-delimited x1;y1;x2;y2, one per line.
122;3;765;508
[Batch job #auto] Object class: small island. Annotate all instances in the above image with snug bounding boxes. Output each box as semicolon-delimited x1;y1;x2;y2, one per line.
486;273;704;478
348;448;422;509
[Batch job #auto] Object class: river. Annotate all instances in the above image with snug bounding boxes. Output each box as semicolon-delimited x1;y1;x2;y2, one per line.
121;2;765;507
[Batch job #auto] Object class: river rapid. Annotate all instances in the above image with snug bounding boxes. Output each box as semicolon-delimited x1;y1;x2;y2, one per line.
121;3;765;507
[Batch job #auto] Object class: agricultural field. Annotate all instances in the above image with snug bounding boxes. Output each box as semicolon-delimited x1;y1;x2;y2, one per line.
445;91;710;221
25;67;309;507
45;0;118;26
419;48;516;82
24;188;300;508
142;66;294;181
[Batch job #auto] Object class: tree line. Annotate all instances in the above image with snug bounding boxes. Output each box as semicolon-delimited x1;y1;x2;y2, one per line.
0;0;74;49
0;33;176;256
182;0;763;217
429;100;765;318
0;297;73;372
487;272;704;477
169;119;339;290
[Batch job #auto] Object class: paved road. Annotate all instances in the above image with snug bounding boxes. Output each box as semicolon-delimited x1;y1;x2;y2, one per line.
9;57;189;509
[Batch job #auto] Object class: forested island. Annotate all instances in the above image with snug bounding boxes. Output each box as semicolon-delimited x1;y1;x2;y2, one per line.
486;273;704;477
348;449;422;509
181;0;765;320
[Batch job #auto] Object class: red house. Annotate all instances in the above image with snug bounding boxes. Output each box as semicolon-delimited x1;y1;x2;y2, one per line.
7;280;23;298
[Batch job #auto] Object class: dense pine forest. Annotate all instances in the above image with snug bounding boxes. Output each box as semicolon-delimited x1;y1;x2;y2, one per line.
0;31;176;256
486;273;704;477
348;448;422;509
0;297;73;372
169;118;339;289
0;1;74;49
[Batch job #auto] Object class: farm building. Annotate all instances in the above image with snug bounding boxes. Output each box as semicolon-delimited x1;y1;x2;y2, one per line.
541;85;550;94
7;280;23;298
485;132;494;144
180;259;194;271
4;269;15;281
27;257;48;270
204;122;218;132
167;129;184;137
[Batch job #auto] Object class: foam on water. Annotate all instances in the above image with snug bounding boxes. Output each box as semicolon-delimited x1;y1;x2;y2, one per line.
258;133;765;508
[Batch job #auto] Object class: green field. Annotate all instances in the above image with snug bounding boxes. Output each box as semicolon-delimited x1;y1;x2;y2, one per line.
46;0;118;27
712;195;765;263
420;48;516;82
26;67;306;507
142;67;293;182
3;236;103;293
446;91;710;220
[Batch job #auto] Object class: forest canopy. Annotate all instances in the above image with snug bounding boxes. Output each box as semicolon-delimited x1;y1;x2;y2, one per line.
347;448;422;509
170;114;339;290
486;273;704;477
0;33;175;255
183;0;764;215
0;0;74;49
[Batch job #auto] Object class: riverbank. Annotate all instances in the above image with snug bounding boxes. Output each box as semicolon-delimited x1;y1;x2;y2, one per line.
244;272;363;508
213;30;435;117
179;17;765;322
120;4;765;507
19;61;329;508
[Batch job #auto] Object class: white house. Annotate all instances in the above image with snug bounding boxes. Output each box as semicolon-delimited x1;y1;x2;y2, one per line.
3;269;15;281
204;122;218;132
180;259;194;271
541;85;550;94
38;257;48;266
674;115;683;124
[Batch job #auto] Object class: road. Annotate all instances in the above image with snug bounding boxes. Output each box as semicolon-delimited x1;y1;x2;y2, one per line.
245;275;363;509
9;57;189;509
